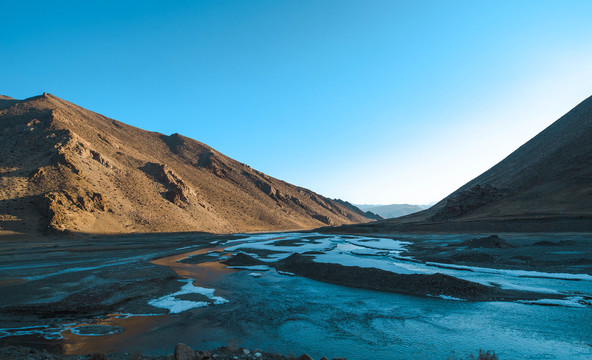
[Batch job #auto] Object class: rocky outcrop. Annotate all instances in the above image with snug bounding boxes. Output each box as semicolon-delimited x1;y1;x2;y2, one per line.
37;189;108;234
141;162;195;207
431;185;507;220
461;235;513;249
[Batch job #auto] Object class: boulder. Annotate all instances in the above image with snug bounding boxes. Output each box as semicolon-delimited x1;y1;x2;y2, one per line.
297;355;314;360
175;343;196;360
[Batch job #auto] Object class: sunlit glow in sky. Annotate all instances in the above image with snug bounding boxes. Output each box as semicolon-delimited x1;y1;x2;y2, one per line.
2;1;592;204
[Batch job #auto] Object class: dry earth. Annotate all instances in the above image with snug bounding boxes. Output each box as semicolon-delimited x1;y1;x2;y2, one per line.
0;94;377;236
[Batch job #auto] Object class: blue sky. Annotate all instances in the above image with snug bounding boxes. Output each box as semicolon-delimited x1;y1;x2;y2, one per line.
2;1;592;204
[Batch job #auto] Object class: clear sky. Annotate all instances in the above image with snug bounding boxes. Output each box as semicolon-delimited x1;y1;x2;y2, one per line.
2;1;592;205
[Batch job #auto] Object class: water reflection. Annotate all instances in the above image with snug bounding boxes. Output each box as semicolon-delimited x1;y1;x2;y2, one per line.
60;314;167;355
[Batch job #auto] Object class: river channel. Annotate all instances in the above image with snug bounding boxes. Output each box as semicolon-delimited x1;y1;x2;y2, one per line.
2;232;592;359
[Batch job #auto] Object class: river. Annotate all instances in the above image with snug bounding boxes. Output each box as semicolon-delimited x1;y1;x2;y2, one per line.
2;232;591;359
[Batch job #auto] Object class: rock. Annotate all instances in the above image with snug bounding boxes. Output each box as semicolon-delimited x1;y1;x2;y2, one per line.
320;357;329;360
175;343;196;360
222;253;266;266
431;184;506;219
196;350;212;360
463;235;513;248
242;349;251;355
312;214;332;225
297;354;314;360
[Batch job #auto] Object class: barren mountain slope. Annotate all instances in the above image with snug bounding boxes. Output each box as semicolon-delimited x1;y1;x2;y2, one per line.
0;93;373;235
335;95;592;233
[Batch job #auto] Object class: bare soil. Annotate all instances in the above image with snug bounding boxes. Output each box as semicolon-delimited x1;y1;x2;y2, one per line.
0;94;373;236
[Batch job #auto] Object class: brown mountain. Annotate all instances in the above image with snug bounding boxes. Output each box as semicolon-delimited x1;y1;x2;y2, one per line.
335;95;592;233
0;93;374;235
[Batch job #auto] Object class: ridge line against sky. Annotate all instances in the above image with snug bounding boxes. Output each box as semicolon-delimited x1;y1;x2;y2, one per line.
2;0;592;204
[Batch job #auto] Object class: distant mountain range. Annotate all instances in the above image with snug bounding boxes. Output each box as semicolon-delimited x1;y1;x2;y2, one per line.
0;93;376;235
335;95;592;233
356;203;429;219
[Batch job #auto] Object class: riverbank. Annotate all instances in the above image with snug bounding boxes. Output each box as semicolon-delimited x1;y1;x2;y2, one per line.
0;344;321;360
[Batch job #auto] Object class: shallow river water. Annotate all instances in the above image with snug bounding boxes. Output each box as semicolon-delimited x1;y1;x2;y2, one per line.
3;232;592;359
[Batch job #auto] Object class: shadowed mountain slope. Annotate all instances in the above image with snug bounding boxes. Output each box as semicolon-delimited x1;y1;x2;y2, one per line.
0;93;374;235
333;95;592;233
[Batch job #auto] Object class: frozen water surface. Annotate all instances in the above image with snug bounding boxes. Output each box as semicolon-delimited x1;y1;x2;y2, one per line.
148;279;228;314
224;233;592;299
3;232;591;359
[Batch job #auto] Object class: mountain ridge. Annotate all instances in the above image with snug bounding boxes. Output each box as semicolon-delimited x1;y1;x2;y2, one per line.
0;93;374;235
356;203;425;219
331;95;592;233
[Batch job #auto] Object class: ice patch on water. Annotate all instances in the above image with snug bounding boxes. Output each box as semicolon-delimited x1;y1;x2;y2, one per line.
148;279;228;314
25;255;153;281
344;237;411;251
249;272;263;278
425;262;592;281
225;234;338;261
224;233;411;263
217;232;592;302
277;270;296;276
228;265;271;271
433;294;466;301
349;248;391;256
224;232;311;246
517;296;592;308
0;323;77;340
115;312;162;318
491;282;559;294
0;325;49;339
175;245;198;251
70;325;123;336
312;250;419;275
180;251;222;262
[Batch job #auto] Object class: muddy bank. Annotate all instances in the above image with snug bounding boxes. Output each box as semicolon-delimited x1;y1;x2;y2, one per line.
1;262;181;319
0;232;233;329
